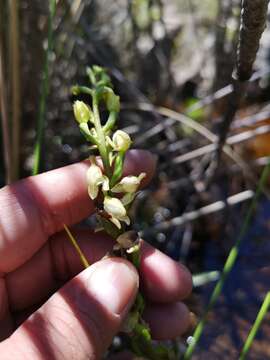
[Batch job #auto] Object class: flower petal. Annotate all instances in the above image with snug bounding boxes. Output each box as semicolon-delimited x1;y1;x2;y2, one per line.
109;216;122;229
104;196;127;218
88;184;98;200
121;215;130;226
101;176;110;191
87;164;103;186
112;173;146;193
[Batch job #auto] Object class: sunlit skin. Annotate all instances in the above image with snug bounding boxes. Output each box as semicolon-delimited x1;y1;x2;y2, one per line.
0;150;192;359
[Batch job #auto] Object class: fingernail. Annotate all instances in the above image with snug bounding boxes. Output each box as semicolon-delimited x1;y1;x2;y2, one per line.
89;259;139;315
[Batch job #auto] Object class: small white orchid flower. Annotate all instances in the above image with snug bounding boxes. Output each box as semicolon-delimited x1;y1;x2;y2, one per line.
104;196;130;229
87;163;109;200
112;130;131;152
73;100;93;124
112;173;146;193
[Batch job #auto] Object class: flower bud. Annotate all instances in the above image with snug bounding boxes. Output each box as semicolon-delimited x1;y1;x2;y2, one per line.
73;100;92;124
71;85;80;95
112;130;131;152
105;89;120;113
112;173;146;193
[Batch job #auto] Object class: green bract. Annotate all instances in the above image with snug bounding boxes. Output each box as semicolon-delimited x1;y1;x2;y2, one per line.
104;87;120;113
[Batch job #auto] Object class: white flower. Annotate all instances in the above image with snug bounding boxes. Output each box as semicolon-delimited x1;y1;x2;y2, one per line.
87;163;109;200
104;196;126;217
111;173;146;193
112;130;131;152
73;101;92;124
104;196;130;229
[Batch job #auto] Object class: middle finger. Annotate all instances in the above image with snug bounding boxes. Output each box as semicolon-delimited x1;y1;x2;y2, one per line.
6;230;192;311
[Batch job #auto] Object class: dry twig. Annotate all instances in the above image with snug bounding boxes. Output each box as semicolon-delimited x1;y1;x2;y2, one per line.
215;0;269;165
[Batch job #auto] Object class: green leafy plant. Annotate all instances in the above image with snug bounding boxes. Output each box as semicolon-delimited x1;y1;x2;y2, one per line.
68;65;178;359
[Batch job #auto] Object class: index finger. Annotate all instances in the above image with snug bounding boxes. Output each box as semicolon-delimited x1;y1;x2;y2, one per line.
0;150;156;273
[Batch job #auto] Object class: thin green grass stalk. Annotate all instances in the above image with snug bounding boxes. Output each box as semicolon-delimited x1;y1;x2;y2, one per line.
239;291;270;360
32;0;56;175
63;224;90;269
8;0;20;181
30;1;88;286
183;162;270;360
0;14;12;185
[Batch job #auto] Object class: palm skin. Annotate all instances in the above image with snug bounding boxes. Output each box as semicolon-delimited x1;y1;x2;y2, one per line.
0;150;192;359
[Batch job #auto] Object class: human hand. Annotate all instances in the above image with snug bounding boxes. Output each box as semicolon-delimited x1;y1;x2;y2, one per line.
0;150;192;359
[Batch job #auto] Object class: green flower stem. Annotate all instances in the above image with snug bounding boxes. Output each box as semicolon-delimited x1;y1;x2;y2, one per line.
183;162;270;360
86;67;97;85
239;292;270;360
110;151;125;188
72;85;93;97
92;93;112;177
103;111;117;133
79;123;98;144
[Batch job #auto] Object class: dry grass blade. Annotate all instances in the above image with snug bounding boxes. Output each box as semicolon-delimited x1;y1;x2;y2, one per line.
124;103;260;186
152;190;254;231
186;70;269;115
173;124;270;164
124;102;216;142
232;108;270;129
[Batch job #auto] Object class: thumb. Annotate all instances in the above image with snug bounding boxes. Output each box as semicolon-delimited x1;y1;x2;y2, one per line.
2;258;139;360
